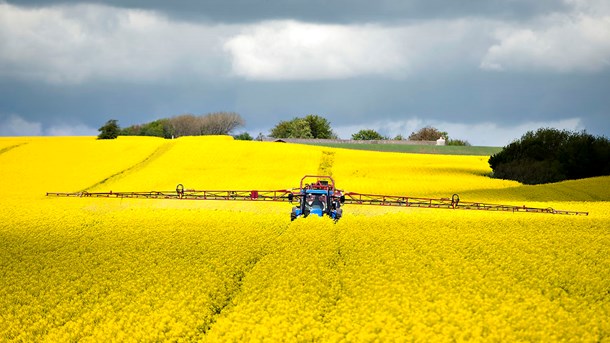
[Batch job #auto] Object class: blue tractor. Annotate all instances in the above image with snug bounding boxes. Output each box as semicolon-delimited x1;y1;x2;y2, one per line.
289;175;344;221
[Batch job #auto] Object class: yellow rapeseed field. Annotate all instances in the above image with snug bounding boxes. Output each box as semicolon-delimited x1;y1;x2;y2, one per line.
0;136;609;341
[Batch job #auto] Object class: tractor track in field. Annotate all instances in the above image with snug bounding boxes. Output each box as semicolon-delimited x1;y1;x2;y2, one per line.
81;141;176;192
200;222;292;337
200;221;347;337
0;143;28;156
200;254;263;335
317;150;335;176
320;223;346;324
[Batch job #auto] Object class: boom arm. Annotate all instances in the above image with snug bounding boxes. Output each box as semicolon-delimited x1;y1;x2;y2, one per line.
46;176;589;216
47;187;298;202
342;192;588;215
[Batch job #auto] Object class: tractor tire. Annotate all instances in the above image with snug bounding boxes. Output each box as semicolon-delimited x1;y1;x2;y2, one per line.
291;207;298;221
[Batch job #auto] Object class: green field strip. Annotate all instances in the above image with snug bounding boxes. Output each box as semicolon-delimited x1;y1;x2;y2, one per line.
301;142;502;156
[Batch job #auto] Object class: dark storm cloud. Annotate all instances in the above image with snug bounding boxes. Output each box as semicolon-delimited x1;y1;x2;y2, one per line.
7;0;570;23
0;77;239;128
232;71;610;130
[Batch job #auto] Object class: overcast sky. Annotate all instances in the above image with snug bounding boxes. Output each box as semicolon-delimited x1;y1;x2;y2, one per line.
1;0;609;145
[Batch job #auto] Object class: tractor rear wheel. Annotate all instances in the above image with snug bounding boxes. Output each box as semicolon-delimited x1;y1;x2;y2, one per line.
335;208;343;220
291;207;298;221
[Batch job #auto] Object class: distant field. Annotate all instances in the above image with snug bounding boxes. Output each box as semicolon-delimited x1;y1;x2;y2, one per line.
300;142;503;156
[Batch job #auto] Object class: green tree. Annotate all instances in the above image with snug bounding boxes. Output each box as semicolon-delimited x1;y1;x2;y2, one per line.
270;115;335;139
233;132;253;140
269;117;312;138
270;120;293;138
141;119;172;138
351;129;384;140
120;119;173;138
290;118;313;138
303;114;335;139
120;124;141;136
97;119;120;139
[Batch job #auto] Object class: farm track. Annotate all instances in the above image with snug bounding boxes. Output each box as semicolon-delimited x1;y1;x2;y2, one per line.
320;223;346;325
317;150;336;176
81;141;176;192
200;256;259;335
0;143;28;156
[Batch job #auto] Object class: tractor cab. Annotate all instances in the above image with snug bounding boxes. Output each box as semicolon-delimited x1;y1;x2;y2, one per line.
290;175;344;221
303;190;328;216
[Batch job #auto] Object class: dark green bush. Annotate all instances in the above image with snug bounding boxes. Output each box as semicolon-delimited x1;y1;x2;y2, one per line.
489;128;610;184
97;119;120;139
233;132;253;140
351;129;384;140
447;139;471;146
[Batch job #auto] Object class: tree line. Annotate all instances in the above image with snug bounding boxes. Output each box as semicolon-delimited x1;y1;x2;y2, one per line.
98;112;244;139
268;115;469;145
99;113;469;145
347;126;469;146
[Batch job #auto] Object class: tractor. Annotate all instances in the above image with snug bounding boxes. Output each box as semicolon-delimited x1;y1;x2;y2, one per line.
289;176;343;221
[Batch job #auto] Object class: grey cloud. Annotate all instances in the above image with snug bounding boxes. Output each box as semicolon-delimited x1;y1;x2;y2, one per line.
7;0;571;24
0;114;97;136
0;3;234;84
0;114;42;135
3;2;609;84
481;12;610;72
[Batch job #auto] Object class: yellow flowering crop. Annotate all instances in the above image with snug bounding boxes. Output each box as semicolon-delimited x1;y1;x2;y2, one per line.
0;136;609;341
